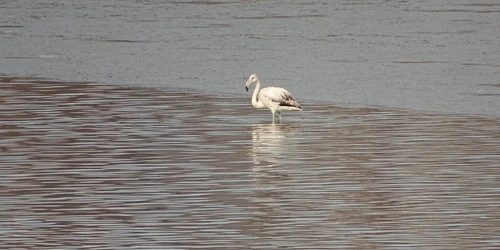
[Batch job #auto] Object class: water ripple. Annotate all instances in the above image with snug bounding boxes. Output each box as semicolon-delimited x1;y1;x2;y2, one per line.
0;76;499;249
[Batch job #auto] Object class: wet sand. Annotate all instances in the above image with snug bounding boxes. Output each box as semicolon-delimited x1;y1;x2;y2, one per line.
1;76;499;249
1;0;499;116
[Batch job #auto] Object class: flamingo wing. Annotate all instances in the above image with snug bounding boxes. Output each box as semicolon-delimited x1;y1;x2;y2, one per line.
260;87;302;110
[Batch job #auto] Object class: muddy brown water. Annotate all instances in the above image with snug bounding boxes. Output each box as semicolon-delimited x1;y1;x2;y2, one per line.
1;76;499;249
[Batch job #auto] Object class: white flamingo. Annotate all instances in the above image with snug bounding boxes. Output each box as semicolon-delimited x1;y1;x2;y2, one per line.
245;74;302;123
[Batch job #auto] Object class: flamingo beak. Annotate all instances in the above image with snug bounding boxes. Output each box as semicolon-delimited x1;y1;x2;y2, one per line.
245;79;250;92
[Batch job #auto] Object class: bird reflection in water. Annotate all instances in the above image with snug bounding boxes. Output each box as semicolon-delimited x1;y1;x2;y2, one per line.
248;123;302;235
250;123;301;173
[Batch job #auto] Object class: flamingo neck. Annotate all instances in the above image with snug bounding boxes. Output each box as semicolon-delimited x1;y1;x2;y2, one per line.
252;80;264;108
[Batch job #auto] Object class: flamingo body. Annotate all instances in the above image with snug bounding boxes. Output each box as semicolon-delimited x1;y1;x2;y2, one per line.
245;74;302;123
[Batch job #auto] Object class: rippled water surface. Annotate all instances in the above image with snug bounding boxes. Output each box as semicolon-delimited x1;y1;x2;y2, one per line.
1;77;500;249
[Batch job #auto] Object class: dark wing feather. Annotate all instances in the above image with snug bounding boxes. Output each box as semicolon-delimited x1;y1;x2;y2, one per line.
277;92;301;109
261;87;302;109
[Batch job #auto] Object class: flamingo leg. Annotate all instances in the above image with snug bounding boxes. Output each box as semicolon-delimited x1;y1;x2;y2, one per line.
271;111;275;123
278;111;282;123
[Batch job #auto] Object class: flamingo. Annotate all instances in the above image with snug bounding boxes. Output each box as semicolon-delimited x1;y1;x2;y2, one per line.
245;74;302;123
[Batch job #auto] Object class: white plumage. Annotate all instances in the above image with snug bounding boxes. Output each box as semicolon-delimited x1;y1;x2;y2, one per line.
245;74;302;123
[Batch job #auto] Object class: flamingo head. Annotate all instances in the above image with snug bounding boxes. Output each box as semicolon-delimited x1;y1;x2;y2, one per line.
245;74;259;92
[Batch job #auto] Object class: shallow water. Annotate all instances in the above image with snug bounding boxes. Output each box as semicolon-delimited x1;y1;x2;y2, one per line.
1;76;499;249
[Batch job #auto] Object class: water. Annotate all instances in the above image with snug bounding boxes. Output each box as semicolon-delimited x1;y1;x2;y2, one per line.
1;76;499;249
2;1;499;249
1;0;499;116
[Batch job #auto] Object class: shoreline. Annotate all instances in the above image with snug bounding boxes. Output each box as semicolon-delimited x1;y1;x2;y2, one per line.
2;74;499;121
